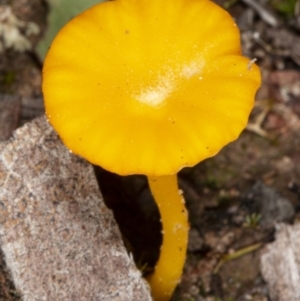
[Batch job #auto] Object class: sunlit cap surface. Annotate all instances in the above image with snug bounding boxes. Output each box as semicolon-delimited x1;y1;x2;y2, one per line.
43;0;261;176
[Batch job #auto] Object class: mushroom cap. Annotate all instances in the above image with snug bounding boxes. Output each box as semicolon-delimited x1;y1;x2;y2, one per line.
43;0;261;176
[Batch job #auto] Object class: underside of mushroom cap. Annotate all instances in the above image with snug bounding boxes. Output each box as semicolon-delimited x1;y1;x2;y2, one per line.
43;0;261;176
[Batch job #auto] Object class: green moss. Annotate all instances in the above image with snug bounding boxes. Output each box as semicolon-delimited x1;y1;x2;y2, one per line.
244;213;261;228
270;0;297;18
204;177;220;190
223;0;238;9
2;71;15;86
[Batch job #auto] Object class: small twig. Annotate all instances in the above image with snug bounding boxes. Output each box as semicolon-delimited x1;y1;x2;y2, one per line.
246;102;271;138
213;242;262;274
241;0;279;27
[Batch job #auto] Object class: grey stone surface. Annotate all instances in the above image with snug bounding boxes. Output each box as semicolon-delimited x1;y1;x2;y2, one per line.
260;223;300;301
242;181;295;229
0;116;152;301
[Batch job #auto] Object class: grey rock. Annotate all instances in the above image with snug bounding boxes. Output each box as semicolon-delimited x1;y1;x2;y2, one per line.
260;223;300;301
0;116;152;301
242;181;295;229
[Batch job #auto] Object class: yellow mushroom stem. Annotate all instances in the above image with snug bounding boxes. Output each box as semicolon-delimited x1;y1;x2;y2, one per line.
146;174;189;301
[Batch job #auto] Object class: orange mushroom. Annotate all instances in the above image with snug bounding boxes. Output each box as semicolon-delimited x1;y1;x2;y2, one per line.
42;0;261;300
